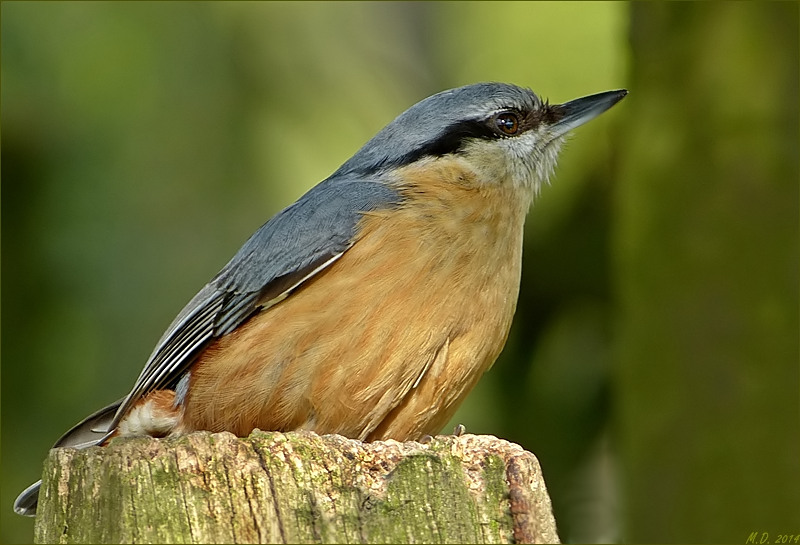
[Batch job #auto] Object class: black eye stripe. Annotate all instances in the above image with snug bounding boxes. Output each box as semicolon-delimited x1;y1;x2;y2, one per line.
399;119;498;162
368;105;549;170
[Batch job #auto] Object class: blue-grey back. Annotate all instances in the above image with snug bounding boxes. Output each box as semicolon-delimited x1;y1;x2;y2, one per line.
213;176;401;294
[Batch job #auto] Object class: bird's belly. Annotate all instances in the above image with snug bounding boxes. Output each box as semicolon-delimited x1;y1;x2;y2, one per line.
183;165;532;441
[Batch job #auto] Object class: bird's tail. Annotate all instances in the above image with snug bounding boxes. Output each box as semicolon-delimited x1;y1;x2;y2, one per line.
14;399;123;517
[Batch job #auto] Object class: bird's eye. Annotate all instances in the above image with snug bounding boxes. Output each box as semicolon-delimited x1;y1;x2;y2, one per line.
495;112;520;135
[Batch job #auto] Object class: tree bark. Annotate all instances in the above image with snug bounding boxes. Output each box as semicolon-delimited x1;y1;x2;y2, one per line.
34;431;559;544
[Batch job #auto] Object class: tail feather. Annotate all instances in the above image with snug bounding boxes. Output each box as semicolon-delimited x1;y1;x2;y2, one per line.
13;481;41;517
14;399;123;517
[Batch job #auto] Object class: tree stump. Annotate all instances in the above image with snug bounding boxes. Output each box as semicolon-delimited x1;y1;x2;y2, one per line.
34;431;559;544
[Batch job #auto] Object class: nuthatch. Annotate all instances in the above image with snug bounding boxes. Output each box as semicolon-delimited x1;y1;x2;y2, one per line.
14;82;626;516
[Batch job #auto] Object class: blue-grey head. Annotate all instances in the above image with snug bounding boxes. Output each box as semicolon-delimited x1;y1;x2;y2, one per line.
333;82;627;193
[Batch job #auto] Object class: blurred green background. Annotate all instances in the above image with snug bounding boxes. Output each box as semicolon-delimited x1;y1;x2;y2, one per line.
2;2;797;543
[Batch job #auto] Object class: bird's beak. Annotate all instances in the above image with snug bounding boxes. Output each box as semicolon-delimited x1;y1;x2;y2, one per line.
549;89;627;138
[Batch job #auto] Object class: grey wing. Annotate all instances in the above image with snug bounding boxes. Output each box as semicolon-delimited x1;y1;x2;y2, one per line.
109;177;401;428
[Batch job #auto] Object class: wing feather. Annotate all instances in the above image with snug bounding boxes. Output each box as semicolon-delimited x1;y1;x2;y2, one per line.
110;177;400;428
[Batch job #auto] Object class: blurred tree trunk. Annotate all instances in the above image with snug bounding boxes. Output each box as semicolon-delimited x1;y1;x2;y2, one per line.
617;2;799;542
34;431;559;544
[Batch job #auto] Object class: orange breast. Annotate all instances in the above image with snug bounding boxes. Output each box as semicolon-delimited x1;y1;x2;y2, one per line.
182;158;534;441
